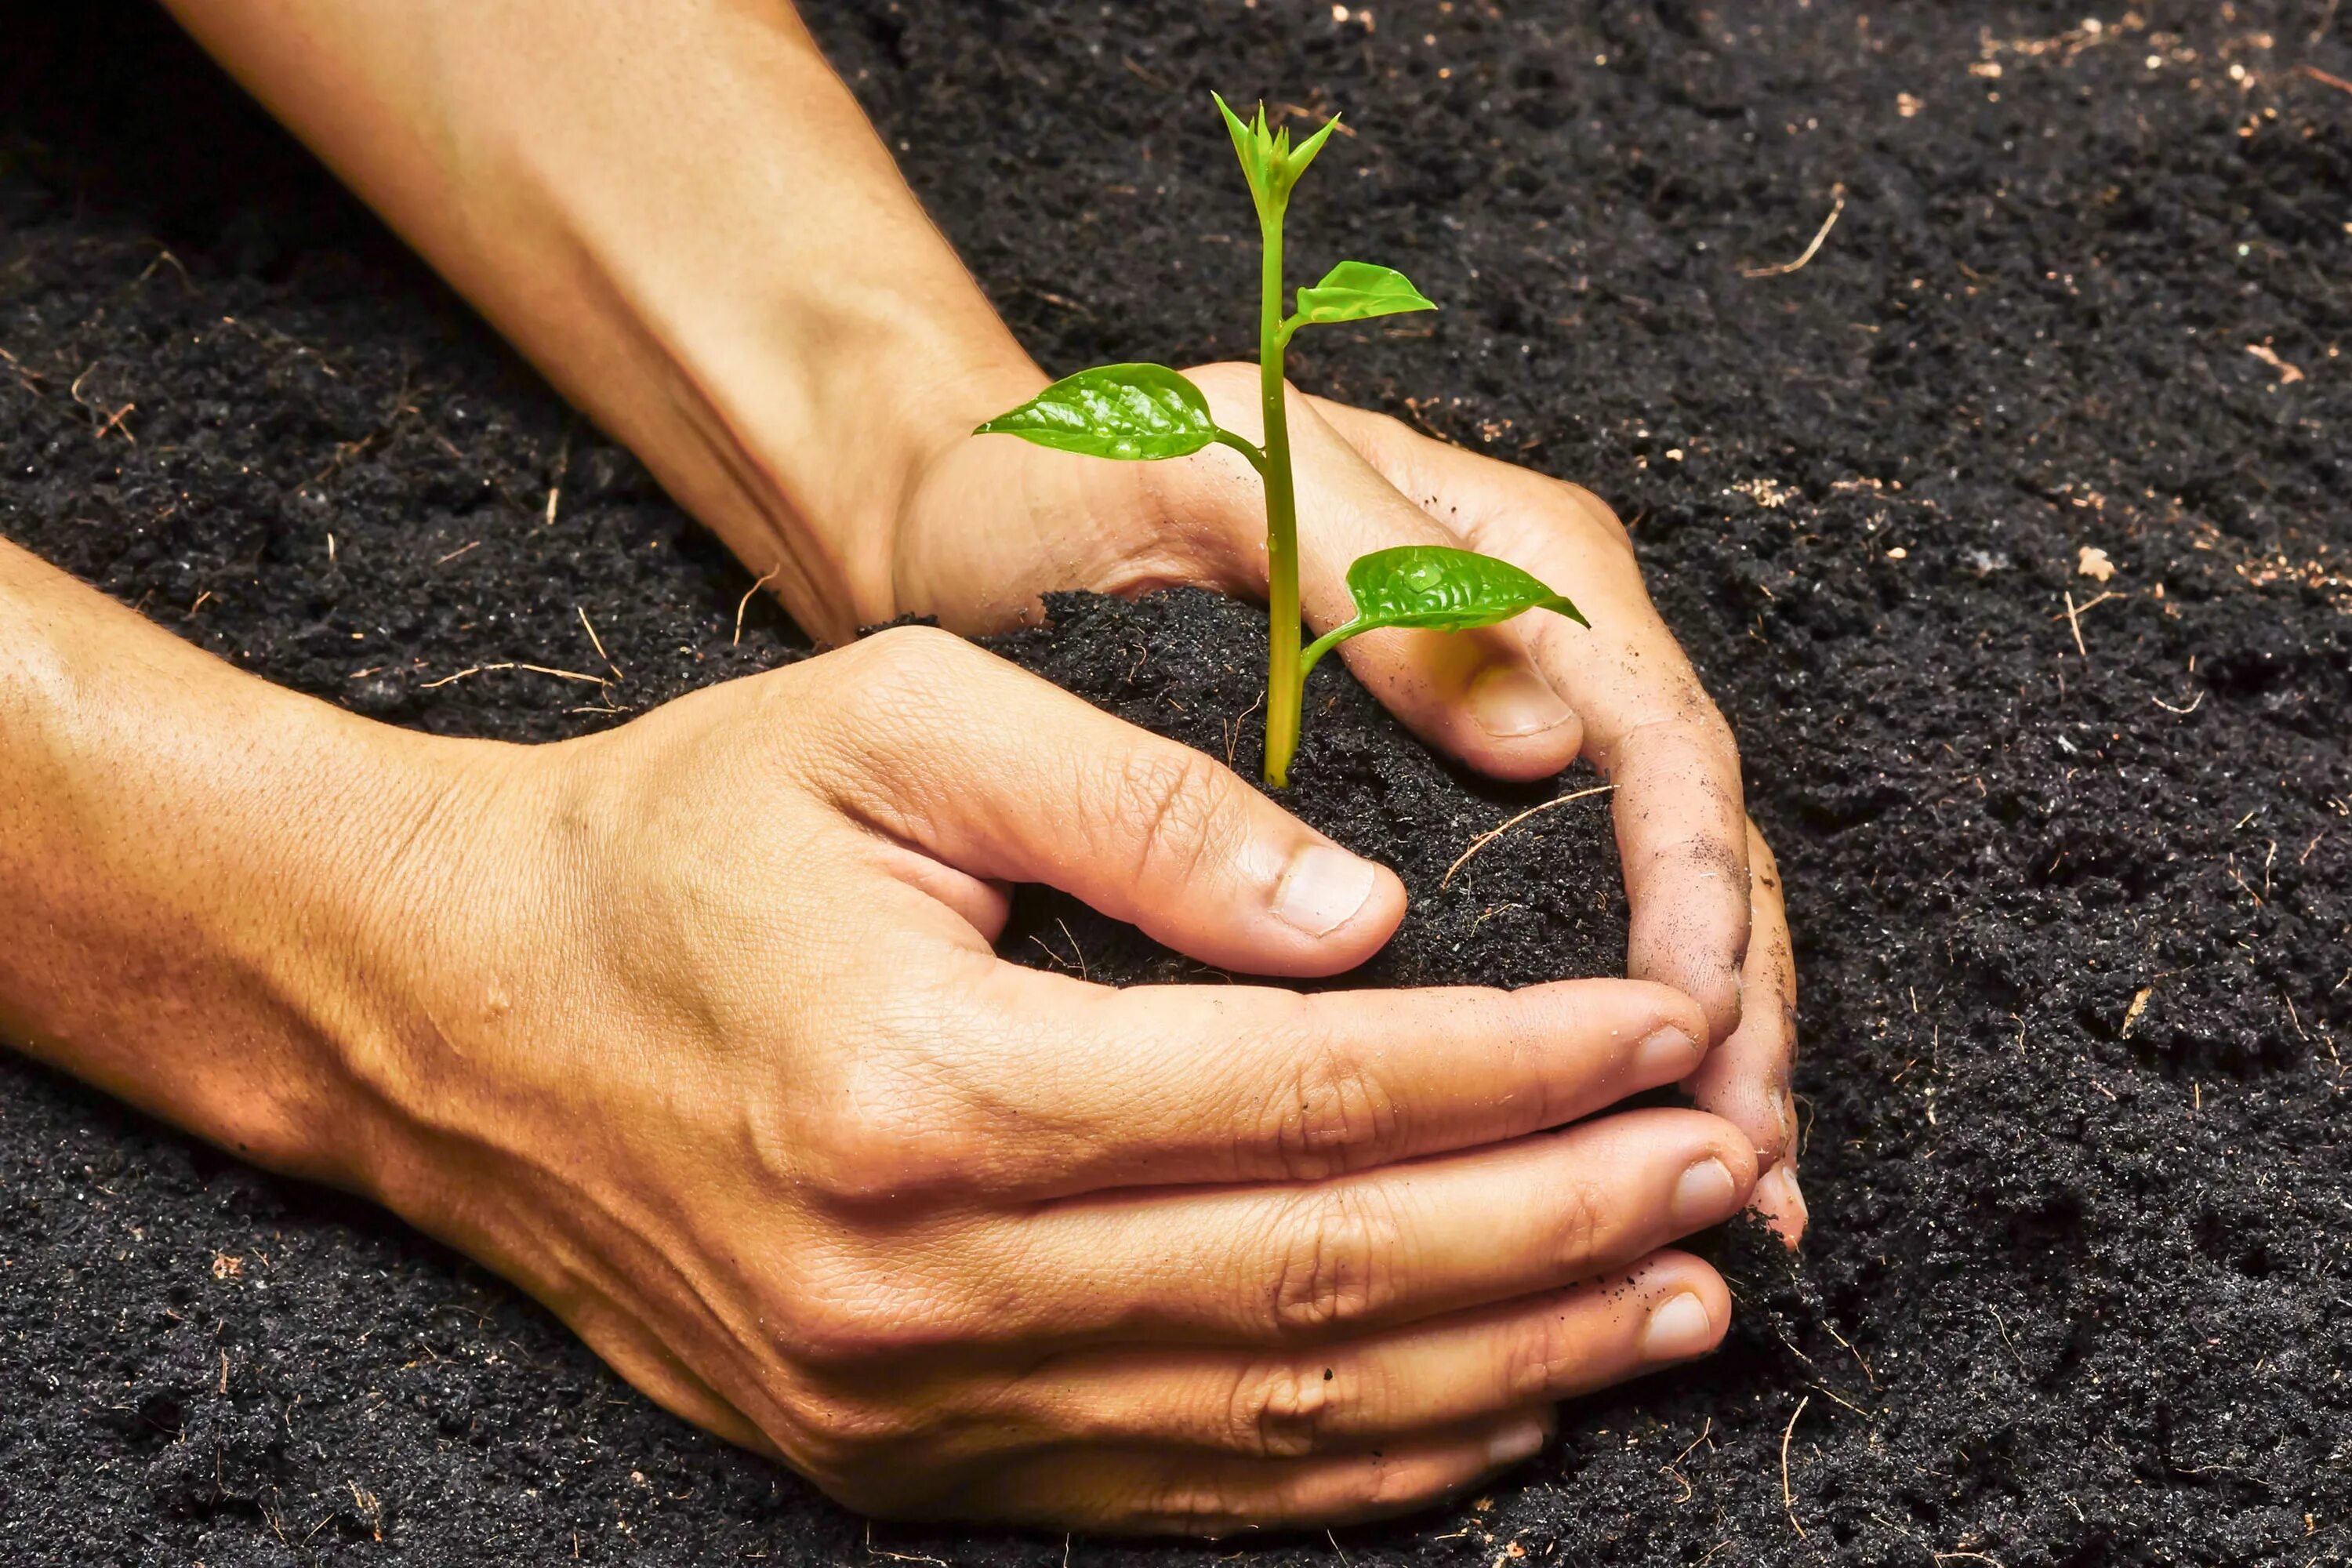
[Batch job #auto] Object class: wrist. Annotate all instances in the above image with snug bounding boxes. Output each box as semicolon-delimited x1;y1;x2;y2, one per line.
165;0;1046;642
0;550;498;1191
717;326;1047;636
462;20;1048;641
291;724;538;1189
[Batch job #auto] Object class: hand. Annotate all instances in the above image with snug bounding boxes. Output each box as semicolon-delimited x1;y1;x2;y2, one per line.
890;371;1806;1240
147;0;1799;1239
354;626;1761;1530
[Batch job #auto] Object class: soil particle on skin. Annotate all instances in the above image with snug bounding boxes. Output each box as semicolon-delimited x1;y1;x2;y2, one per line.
4;2;2351;1566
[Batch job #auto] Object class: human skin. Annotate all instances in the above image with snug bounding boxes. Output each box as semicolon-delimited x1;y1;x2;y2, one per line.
152;0;1803;1232
0;0;1807;1531
0;539;1761;1527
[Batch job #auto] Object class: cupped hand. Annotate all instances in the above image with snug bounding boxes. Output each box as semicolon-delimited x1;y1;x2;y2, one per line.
359;627;1760;1531
889;371;1804;1239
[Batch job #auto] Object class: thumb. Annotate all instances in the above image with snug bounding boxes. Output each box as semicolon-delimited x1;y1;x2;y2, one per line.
805;626;1406;976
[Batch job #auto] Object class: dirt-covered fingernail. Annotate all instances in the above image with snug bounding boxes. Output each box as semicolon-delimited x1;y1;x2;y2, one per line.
1640;1292;1717;1361
1271;844;1378;937
1755;1160;1808;1233
1467;663;1576;739
1670;1156;1740;1230
1634;1025;1704;1081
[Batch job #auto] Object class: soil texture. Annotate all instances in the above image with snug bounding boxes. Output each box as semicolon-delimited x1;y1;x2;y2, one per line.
3;2;2350;1565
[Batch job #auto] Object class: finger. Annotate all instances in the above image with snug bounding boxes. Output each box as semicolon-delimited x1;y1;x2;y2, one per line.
906;1108;1755;1345
1168;364;1584;782
1006;1250;1726;1459
1683;819;1806;1246
1308;398;1753;1042
931;968;1708;1198
802;625;1403;975
975;1410;1554;1534
1602;713;1750;1044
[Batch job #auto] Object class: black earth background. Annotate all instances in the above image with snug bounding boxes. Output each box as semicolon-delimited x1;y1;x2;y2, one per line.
5;2;2350;1564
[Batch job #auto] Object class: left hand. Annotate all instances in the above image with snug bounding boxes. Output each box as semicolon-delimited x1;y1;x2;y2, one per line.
884;365;1805;1243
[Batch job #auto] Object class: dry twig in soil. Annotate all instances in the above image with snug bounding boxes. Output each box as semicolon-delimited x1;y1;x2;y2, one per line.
577;606;622;680
1441;786;1614;889
735;566;782;647
1780;1394;1810;1539
1743;185;1846;278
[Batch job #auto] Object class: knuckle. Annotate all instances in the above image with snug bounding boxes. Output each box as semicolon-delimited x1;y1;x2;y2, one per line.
1497;1309;1577;1403
792;1062;988;1207
776;1386;913;1465
1100;743;1235;887
1254;1033;1400;1182
1551;1175;1614;1267
1265;1187;1401;1334
823;624;980;728
768;1261;956;1368
1225;1359;1345;1458
1141;1477;1248;1537
1619;707;1739;779
798;1112;975;1207
1556;480;1637;555
1359;1448;1434;1510
1694;705;1743;765
783;989;1011;1207
1639;829;1740;884
853;620;968;672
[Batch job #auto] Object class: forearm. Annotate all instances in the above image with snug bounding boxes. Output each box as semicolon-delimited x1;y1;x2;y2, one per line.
159;0;1041;641
0;539;470;1183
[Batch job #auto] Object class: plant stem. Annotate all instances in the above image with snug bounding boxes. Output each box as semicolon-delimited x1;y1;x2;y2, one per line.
1297;621;1353;685
1258;201;1304;789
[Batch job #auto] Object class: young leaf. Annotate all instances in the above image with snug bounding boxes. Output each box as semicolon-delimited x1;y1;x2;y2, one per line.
1299;546;1587;677
1211;91;1275;210
1342;545;1587;632
1211;92;1341;216
975;364;1222;461
1280;113;1341;191
1290;261;1437;332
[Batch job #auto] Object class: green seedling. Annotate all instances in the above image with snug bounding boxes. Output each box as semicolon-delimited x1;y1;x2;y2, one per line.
978;95;1586;787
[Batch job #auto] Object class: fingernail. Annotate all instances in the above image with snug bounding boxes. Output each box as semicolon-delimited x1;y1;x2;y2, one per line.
1486;1414;1548;1468
1671;1157;1738;1230
1755;1161;1809;1232
1634;1025;1703;1080
1641;1292;1717;1361
1772;1083;1798;1150
1467;664;1577;739
1271;844;1378;937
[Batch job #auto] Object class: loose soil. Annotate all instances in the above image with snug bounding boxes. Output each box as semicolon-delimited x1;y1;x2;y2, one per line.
3;2;2349;1565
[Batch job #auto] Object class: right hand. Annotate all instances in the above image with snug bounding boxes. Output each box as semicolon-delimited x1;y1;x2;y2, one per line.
351;626;1759;1532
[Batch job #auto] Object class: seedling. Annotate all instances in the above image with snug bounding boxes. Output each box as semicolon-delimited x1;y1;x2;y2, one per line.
978;95;1585;787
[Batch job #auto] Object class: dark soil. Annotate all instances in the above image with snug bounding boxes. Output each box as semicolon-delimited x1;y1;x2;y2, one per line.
4;2;2350;1565
989;589;1625;993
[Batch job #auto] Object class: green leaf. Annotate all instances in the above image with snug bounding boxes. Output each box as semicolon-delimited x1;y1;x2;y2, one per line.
1281;113;1341;189
1290;261;1437;331
1298;546;1587;682
974;364;1221;461
1341;545;1588;633
1212;91;1274;209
